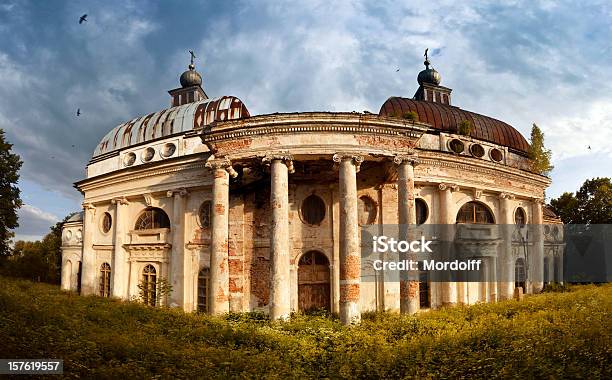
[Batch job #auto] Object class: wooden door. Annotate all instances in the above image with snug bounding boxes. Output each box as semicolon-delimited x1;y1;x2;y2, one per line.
298;251;331;312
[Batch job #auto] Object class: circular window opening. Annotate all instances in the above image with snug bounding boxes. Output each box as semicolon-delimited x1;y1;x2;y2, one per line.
490;148;503;162
141;147;155;162
101;212;112;233
449;139;465;154
552;226;560;238
469;143;485;158
358;196;377;225
198;201;212;228
65;230;73;241
124;152;136;167
544;225;551;235
161;143;176;158
415;198;429;225
301;195;326;225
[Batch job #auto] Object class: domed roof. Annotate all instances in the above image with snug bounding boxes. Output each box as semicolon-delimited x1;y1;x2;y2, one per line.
180;64;202;87
93;96;250;158
379;97;530;154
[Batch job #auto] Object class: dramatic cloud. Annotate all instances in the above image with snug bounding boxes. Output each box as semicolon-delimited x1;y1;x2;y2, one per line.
13;204;59;242
0;0;611;240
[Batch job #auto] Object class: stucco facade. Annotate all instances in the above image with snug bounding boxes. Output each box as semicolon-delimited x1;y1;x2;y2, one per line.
61;58;564;324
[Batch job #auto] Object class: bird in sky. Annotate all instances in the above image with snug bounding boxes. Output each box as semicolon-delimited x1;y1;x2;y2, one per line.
396;68;400;72
76;108;81;116
79;14;87;24
588;145;591;150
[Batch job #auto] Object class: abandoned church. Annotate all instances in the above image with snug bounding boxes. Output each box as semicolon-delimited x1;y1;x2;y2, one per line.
60;53;564;324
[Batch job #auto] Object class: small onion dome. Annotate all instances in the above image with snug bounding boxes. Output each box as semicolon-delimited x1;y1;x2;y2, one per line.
417;59;441;85
179;63;202;87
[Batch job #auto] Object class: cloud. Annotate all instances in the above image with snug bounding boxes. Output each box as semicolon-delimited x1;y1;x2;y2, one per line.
13;204;59;241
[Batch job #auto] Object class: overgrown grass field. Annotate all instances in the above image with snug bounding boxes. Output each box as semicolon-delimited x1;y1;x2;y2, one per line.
0;277;610;379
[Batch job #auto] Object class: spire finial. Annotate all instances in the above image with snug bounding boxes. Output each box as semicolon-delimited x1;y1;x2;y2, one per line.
424;48;430;68
188;50;196;70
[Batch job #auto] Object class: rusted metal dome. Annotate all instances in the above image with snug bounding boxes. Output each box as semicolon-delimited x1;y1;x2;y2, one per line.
379;97;530;154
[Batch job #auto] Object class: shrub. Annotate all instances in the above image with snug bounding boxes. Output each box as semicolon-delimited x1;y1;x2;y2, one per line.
457;120;473;136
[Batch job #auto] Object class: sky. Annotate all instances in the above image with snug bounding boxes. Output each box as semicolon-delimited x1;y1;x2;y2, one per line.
0;0;611;241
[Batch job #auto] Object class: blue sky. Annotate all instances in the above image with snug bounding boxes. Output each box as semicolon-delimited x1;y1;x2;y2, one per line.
1;0;611;241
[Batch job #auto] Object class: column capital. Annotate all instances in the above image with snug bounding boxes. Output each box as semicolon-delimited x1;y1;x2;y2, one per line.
82;202;96;210
438;183;459;192
531;197;545;205
166;188;188;198
393;154;420;166
111;197;129;205
499;192;515;200
262;153;295;173
333;153;364;172
205;158;238;178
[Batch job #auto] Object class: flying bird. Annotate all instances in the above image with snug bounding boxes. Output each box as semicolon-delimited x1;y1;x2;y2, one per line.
396;68;400;72
79;14;87;24
76;108;81;116
588;145;591;150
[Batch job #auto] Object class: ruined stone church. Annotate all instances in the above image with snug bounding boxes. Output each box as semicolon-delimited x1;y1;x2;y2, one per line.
61;53;564;324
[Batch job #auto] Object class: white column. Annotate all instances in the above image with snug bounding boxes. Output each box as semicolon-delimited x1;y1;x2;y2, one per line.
80;204;96;295
531;199;544;293
395;155;420;314
265;154;294;320
499;193;514;300
168;189;187;308
206;158;237;315
438;184;457;306
334;153;363;325
111;197;129;299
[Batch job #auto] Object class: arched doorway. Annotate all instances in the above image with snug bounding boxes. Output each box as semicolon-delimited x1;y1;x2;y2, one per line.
298;251;331;312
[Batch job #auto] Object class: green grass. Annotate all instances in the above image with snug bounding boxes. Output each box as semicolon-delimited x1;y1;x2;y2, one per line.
0;277;610;379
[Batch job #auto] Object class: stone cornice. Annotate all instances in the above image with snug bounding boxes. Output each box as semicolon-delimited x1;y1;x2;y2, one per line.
202;112;429;142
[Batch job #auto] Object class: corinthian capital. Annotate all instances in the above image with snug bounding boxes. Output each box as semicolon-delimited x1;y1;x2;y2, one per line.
111;197;130;205
205;158;238;178
438;183;459;192
262;153;295;173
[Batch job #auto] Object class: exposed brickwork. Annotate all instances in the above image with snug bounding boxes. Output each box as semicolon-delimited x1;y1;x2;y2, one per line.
340;255;361;280
339;283;360;302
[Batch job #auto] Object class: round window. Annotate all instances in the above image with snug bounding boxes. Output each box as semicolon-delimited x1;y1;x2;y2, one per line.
449;139;465;154
358;196;377;225
490;148;503;162
301;195;326;225
124;152;136;167
101;212;112;233
161;143;176;158
469;144;485;158
141;147;155;162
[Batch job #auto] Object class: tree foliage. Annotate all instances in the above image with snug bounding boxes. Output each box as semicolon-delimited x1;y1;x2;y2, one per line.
457;120;473;136
550;177;612;224
0;129;23;255
528;123;554;176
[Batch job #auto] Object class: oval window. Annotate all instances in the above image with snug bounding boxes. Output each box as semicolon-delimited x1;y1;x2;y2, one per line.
141;147;155;162
449;139;465;154
101;212;112;233
470;143;485;158
124;152;136;167
198;201;212;228
161;143;176;158
490;148;503;162
301;195;326;225
415;198;428;225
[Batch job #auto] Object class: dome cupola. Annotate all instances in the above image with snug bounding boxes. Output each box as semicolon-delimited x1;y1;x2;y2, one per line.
417;53;441;86
180;62;203;88
413;48;451;105
168;50;208;106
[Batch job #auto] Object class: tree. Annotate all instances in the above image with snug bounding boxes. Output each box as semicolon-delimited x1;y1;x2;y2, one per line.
550;177;612;224
528;123;553;176
0;129;23;255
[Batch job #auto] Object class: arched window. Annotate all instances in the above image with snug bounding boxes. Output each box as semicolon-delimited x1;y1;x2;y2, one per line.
198;201;212;229
301;195;326;225
358;196;377;225
298;251;331;312
515;207;526;226
515;258;526;292
543;257;549;283
135;207;171;230
456;201;494;224
99;263;111;297
142;265;157;306
197;268;210;312
415;198;429;225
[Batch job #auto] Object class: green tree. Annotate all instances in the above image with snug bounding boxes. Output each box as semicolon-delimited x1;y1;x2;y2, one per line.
528;123;553;176
457;120;473;136
0;129;23;255
550;177;612;224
